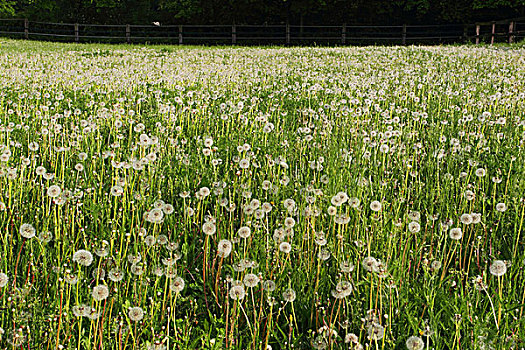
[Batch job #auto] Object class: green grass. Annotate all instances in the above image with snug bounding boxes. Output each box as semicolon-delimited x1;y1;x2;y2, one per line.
0;39;524;350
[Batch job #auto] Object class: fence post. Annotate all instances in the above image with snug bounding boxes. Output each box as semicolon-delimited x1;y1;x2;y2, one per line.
509;21;514;44
462;24;468;43
342;23;346;45
491;21;495;45
402;24;406;45
126;24;131;44
179;25;183;44
24;18;29;39
475;24;480;44
286;21;290;45
232;24;236;45
74;23;79;43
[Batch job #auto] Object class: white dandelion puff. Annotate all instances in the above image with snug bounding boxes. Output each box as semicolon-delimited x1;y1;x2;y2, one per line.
217;239;233;258
203;222;216;235
128;307;144;322
92;285;109;301
370;201;382;212
408;221;420;233
406;336;424;350
449;227;463;240
282;288;296;302
73;249;94;266
229;285;246;300
20;224;36;239
279;241;292;253
495;203;507;212
170;277;185;293
237;226;251;238
489;260;507;277
47;185;62;198
0;273;8;287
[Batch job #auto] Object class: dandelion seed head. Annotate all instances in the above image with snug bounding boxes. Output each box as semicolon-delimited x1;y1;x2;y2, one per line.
460;213;473;225
449;227;463;240
217;239;233;258
38;231;53;243
263;280;276;292
475;168;486;177
202;222;216;236
229;285;246;300
345;333;359;344
144;235;156;247
370;200;382;212
47;185;62;198
464;190;475;201
406;336;424;350
147;208;164;223
408;221;420;233
20;223;36;239
243;273;260;288
36;166;46;176
92;285;109;301
340;261;355;273
367;322;385;341
237;226;251;238
284;217;296;228
72;304;89;317
318;248;331;261
162;204;174;214
431;260;442;271
128;307;144;322
199;187;210;197
495;203;507;212
170;276;185;293
408;210;420;221
108;268;124;282
279;241;292;253
362;256;378;272
72;249;93;266
239;159;250;169
471;213;481;224
0;273;8;288
489;260;507;277
282;288;296;302
130;263;146;276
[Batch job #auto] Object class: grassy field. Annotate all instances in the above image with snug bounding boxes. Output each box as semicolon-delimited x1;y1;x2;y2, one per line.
0;39;524;349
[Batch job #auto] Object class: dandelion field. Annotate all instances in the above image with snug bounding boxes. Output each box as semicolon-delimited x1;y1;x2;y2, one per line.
0;39;524;349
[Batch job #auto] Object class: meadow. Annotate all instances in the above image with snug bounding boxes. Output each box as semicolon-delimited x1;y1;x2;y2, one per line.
0;39;524;349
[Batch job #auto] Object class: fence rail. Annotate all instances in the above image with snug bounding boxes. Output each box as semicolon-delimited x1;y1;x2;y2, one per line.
0;18;523;45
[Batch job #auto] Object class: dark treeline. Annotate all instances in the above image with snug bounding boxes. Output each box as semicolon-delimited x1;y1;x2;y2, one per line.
1;0;524;25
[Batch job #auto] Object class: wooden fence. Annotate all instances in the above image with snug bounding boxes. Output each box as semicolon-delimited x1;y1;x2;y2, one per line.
0;18;523;45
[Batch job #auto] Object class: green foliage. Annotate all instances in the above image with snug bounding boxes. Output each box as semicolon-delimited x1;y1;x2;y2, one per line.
473;0;525;9
6;0;525;24
0;0;15;16
159;0;204;20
